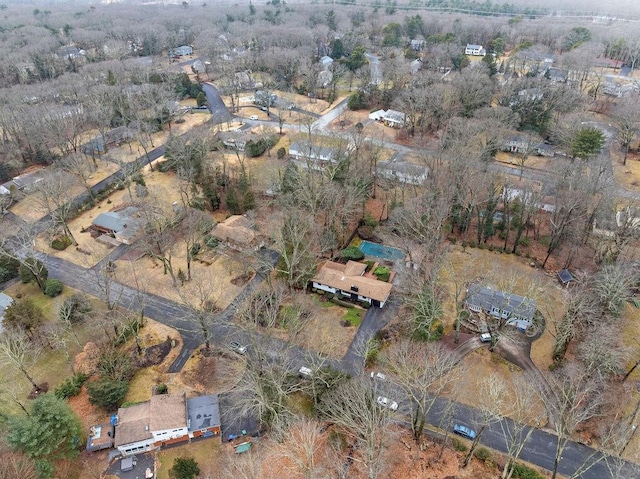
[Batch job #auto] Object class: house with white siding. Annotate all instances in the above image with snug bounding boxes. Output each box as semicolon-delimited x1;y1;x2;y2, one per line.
465;285;536;330
114;393;221;456
312;261;393;308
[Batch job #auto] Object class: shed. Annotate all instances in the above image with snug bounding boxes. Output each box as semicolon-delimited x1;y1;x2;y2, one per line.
235;442;252;454
557;269;576;287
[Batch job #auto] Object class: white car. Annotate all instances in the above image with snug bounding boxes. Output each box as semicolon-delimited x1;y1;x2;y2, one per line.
370;371;387;381
249;115;258;120
229;342;247;355
376;396;398;411
298;366;313;378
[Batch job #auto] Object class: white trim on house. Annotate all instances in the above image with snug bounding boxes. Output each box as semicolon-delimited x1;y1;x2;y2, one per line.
465;44;486;56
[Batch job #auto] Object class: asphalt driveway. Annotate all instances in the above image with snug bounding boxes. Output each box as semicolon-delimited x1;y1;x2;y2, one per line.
104;453;154;479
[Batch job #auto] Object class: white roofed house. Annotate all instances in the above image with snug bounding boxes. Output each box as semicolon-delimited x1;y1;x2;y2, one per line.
382;110;406;128
465;44;486;56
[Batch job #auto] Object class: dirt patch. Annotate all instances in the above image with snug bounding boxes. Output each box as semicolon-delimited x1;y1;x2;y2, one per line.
132;339;173;368
175;346;246;394
231;271;254;286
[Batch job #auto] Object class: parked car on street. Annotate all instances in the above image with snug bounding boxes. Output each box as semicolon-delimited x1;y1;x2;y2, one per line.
376;396;398;411
249;115;258;120
453;424;476;440
229;342;247;355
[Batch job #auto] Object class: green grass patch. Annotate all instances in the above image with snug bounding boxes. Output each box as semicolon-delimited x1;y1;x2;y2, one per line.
157;439;222;479
343;308;364;327
289;391;315;416
0;284;107;415
349;236;363;247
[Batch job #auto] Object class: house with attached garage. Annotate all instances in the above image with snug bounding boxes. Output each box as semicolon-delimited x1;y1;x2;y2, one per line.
465;284;536;330
90;207;145;245
311;260;393;308
114;393;221;456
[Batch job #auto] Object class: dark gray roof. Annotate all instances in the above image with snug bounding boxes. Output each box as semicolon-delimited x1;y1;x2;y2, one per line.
557;269;575;285
466;285;536;320
187;394;220;431
92;212;127;233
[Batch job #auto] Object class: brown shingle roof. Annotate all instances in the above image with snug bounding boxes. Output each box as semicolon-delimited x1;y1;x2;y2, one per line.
210;215;257;246
149;393;187;431
114;402;151;447
312;261;392;303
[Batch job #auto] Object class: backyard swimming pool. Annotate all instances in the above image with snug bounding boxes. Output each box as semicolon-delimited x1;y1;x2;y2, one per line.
358;241;405;261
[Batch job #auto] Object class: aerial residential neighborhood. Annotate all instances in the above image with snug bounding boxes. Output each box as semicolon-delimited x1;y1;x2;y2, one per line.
0;1;640;479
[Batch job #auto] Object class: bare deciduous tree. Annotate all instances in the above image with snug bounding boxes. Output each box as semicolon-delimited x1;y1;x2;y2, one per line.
382;340;460;443
536;364;604;479
318;377;395;479
0;329;43;393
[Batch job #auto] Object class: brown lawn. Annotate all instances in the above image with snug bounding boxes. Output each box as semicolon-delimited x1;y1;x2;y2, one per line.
441;247;567;372
611;146;640;192
9;158;120;223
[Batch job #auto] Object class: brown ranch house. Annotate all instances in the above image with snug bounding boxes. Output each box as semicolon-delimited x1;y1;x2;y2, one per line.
311;260;393;308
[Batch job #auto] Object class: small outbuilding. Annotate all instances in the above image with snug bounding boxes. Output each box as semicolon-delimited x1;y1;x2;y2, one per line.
557;269;576;288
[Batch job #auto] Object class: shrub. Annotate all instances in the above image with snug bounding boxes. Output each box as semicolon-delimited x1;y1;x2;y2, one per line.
44;279;64;297
51;236;72;251
474;447;492;462
340;246;365;261
451;437;467;452
0;266;16;283
169;457;200;479
373;266;390;282
461;240;468;248
87;378;129;409
448;236;457;244
519;236;531;246
364;260;375;272
510;463;545;479
469;240;477;248
276;147;286;159
478;242;485;250
0;255;20;281
156;383;168;394
54;373;89;399
487;244;494;251
343;308;363;327
245;136;277;157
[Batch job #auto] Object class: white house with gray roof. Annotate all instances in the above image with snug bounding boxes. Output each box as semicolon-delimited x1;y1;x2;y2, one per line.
289;142;347;171
376;160;428;185
465;285;536;330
